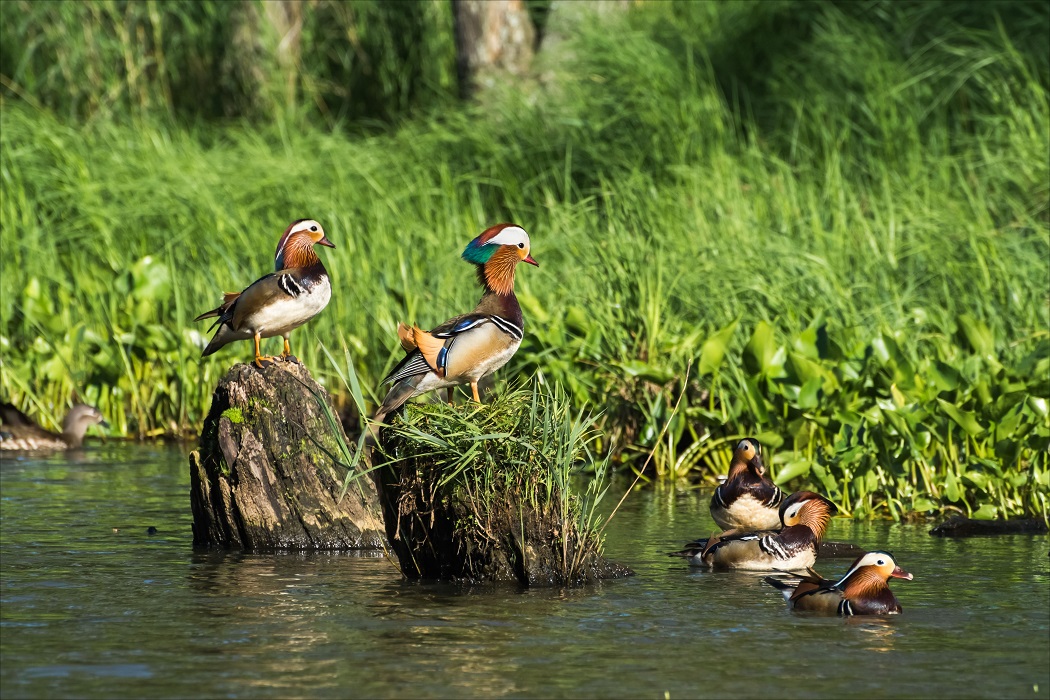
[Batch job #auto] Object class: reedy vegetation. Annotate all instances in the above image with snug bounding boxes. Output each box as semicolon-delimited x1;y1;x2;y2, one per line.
1;1;1047;520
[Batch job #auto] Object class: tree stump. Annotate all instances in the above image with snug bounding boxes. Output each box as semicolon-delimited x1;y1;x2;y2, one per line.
374;388;633;586
190;361;385;550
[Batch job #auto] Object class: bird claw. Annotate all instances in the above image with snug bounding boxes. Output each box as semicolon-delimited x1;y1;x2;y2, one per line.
253;356;277;369
281;354;301;365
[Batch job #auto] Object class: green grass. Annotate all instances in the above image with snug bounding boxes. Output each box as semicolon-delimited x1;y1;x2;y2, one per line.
377;382;613;583
1;0;1047;519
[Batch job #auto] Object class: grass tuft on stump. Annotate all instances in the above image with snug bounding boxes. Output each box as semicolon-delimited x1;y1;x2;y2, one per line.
376;383;630;586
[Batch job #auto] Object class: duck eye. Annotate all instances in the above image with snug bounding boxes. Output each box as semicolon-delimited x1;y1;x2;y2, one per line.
310;225;318;232
877;559;885;565
517;242;525;249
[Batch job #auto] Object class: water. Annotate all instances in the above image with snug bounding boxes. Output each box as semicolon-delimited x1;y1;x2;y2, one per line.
2;445;1048;699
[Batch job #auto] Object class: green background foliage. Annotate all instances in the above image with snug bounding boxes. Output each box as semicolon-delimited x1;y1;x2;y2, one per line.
1;0;1047;519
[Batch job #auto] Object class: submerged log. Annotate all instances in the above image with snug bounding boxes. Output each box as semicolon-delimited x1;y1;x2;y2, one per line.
190;361;385;550
374;389;632;586
929;515;1049;537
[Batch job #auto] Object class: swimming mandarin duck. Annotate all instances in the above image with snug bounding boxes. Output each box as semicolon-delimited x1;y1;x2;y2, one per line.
374;223;538;424
670;491;836;571
195;219;334;367
764;550;913;615
0;402;108;451
710;438;783;531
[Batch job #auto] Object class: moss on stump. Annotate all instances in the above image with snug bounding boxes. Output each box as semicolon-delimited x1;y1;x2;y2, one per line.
191;361;385;550
375;386;632;585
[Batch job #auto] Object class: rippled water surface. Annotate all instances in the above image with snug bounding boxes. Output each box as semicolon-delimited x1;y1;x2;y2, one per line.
2;445;1048;699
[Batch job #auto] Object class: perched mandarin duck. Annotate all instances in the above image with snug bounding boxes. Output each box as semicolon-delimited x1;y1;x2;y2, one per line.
195;219;334;367
0;402;108;451
710;437;783;531
765;550;913;615
669;491;836;571
374;223;538;424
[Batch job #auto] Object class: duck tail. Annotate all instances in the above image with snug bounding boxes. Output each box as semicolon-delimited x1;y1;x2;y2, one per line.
763;576;796;601
200;325;235;358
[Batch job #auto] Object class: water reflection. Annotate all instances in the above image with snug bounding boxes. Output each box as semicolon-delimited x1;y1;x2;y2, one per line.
1;446;1048;700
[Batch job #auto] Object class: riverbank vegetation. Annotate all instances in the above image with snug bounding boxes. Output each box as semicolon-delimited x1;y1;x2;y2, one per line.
1;1;1047;520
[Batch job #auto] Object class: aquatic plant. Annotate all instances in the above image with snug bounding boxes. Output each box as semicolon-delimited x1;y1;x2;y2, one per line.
375;383;620;584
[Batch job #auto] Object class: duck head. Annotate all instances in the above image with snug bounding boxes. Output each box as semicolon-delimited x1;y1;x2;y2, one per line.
461;223;538;296
780;490;837;539
62;404;108;447
838;550;913;599
275;219;335;270
729;437;765;478
842;550;913;584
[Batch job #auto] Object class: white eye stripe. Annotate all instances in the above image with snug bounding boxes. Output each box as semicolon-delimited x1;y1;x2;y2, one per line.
485;226;529;248
290;219;323;235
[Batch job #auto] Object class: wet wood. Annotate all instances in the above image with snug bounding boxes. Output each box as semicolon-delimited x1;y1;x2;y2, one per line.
816;540;867;558
929;515;1049;537
190;361;385;551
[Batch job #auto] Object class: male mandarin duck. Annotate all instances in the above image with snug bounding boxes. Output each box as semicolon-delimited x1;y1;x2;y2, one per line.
195;219;334;367
669;490;836;571
710;437;783;531
765;550;913;615
374;223;538;424
0;402;108;451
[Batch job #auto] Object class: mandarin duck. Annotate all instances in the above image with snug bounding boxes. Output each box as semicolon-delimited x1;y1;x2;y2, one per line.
0;402;108;451
710;438;783;531
195;219;334;367
669;491;836;571
373;223;538;424
765;550;913;615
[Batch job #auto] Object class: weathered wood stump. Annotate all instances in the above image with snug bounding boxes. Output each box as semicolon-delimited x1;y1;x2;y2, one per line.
190;361;385;550
374;388;633;586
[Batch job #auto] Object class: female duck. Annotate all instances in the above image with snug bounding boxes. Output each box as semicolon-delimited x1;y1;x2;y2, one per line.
0;403;108;451
710;438;783;531
765;550;913;615
374;223;538;424
670;491;836;571
196;219;334;367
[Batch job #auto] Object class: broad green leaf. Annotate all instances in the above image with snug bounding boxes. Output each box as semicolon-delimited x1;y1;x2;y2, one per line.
615;360;674;384
927;360;960;392
911;497;936;512
958;314;995;357
963;471;989;490
937;398;985;437
972;504;999;520
745;321;778;375
792;314;826;359
697;319;738;376
944;470;961;502
775;459;811;483
797;376;822;409
1028;396;1048;417
890;383;907;408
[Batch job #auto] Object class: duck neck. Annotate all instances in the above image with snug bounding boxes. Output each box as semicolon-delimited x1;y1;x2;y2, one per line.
276;233;322;271
841;568;890;600
60;425;85;448
474;265;523;328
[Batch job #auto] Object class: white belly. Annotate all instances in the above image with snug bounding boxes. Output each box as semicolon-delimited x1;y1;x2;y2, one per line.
713;494;782;531
246;279;331;338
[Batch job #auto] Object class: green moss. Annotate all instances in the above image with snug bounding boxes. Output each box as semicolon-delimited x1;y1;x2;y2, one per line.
221;407;244;424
